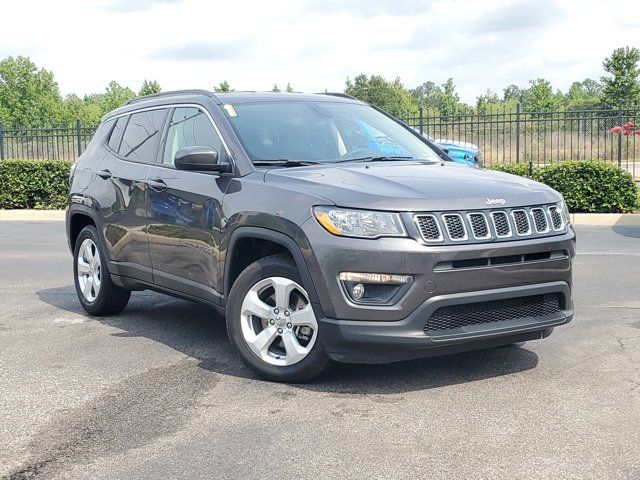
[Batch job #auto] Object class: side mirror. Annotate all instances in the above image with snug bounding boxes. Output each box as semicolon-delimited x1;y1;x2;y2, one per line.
174;146;230;173
441;147;450;154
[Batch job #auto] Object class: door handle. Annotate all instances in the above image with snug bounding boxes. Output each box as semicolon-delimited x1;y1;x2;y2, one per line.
147;179;167;192
96;169;112;179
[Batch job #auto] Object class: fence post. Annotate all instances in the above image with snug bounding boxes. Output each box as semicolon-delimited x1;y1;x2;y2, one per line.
616;103;623;168
75;119;82;158
515;103;521;164
0;122;4;161
418;106;424;135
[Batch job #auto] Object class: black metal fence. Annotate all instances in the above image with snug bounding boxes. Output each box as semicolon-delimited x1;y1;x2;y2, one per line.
0;120;96;161
401;105;640;178
1;105;639;178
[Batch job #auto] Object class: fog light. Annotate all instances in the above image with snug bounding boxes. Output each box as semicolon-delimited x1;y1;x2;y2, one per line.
352;283;365;300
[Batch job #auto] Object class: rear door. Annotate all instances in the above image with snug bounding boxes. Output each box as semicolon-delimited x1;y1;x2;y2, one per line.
146;106;232;303
98;108;168;282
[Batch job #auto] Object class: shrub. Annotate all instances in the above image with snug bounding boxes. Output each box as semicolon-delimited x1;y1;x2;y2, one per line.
490;160;639;213
0;160;72;209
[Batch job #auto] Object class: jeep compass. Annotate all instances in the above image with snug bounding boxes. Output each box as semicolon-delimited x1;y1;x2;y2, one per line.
66;90;575;382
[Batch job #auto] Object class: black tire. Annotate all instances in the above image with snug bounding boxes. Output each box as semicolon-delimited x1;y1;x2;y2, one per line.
73;225;130;316
226;254;331;383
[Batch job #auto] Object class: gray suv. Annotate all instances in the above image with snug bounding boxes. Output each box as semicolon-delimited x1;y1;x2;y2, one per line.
66;90;575;382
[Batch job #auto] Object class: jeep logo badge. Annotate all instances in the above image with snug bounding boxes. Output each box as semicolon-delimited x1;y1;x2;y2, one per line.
485;197;506;206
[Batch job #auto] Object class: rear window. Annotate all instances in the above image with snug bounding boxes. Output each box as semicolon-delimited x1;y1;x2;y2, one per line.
117;109;168;163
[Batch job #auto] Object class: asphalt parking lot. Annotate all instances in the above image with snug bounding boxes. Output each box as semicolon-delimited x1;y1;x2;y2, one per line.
1;221;639;479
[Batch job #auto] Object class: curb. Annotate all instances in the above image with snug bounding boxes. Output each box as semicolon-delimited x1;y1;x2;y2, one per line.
1;210;639;228
571;213;640;227
0;210;66;221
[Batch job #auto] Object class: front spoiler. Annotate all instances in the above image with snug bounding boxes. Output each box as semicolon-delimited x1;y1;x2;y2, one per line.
318;281;573;364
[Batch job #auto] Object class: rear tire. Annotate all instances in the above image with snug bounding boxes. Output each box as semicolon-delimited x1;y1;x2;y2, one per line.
226;254;331;383
73;225;131;316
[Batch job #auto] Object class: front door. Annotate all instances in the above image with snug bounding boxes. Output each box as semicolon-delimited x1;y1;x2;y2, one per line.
146;106;231;304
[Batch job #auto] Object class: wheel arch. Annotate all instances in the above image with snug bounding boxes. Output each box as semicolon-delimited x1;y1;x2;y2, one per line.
223;227;322;314
67;205;102;253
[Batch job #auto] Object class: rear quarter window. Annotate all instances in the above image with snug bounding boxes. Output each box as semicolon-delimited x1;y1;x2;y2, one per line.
117;109;168;163
107;116;128;152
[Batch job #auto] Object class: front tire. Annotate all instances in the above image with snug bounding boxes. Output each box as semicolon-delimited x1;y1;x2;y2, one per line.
226;254;330;383
73;225;131;316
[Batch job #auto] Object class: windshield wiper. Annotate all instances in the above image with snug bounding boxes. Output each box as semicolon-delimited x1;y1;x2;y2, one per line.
334;156;415;163
253;159;321;167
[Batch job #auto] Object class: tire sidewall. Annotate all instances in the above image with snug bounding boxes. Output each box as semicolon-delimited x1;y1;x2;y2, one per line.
226;256;329;382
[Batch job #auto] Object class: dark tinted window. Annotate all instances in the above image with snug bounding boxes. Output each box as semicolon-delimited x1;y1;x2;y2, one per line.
107;116;127;152
118;109;168;162
162;107;225;165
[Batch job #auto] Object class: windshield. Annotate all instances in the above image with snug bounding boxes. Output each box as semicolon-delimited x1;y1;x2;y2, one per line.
222;101;441;164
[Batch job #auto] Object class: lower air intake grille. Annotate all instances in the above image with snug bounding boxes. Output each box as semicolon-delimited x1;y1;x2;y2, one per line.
424;293;562;333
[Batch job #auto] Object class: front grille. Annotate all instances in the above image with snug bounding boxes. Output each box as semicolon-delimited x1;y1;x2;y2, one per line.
512;209;531;235
424;293;563;333
443;214;466;240
416;214;442;241
413;203;566;245
531;208;549;233
468;213;490;239
491;211;512;237
548;206;563;230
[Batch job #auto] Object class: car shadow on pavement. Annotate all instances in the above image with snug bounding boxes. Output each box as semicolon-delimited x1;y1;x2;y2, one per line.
37;285;539;395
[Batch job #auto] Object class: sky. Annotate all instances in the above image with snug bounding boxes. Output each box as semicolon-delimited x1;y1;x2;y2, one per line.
0;0;638;103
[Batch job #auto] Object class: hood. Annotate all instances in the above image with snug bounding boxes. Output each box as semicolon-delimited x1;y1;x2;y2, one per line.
264;161;560;212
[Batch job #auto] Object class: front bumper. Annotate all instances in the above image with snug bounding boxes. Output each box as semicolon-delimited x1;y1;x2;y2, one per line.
319;281;573;363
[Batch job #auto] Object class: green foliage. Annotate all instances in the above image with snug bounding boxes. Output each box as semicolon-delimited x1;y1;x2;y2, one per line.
601;46;640;107
86;81;136;113
139;79;162;96
272;84;281;92
0;160;72;209
0;56;64;127
563;79;603;109
490;161;639;213
521;78;557;112
214;80;233;92
345;74;418;117
437;78;461;117
409;81;441;110
285;82;294;93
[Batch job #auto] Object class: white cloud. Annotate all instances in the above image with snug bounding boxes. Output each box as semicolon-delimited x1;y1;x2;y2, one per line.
0;0;638;103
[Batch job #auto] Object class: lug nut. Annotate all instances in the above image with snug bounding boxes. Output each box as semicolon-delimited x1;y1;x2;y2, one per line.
274;308;279;314
277;328;283;334
269;319;275;325
286;322;292;329
284;310;290;317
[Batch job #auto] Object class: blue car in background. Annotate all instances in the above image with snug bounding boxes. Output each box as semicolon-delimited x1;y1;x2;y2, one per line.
431;137;483;167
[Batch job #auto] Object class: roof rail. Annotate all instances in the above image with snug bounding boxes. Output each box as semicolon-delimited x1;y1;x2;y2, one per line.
124;89;215;106
321;92;360;101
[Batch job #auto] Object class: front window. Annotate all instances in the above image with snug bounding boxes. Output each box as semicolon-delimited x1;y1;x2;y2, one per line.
222;101;441;163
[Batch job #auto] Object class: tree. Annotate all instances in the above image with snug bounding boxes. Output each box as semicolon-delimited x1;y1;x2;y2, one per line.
272;84;281;92
409;81;442;111
0;56;63;127
344;74;417;116
475;89;501;114
214;81;234;92
601;46;640;107
86;81;136;113
436;78;461;117
521;78;557;112
564;78;603;109
285;82;294;93
61;94;103;126
503;84;524;102
139;79;161;96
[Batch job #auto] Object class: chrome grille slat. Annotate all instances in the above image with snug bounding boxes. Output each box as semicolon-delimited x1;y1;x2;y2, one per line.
442;214;467;241
511;209;531;236
491;211;512;238
547;206;564;231
414;204;566;244
467;213;490;239
530;208;550;233
415;214;443;242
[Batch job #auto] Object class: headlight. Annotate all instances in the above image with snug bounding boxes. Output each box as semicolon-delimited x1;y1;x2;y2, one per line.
313;206;407;239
